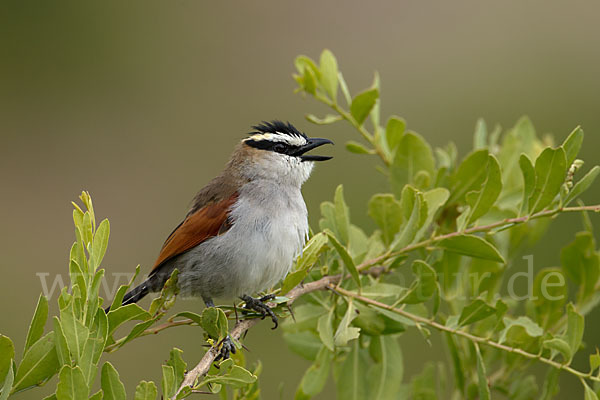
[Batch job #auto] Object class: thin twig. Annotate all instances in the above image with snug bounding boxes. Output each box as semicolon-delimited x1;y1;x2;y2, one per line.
355;204;600;272
332;285;600;384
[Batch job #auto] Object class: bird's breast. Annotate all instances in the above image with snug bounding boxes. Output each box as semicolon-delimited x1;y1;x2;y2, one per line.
222;182;309;295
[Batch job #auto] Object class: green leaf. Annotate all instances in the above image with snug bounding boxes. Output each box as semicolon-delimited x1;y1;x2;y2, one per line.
334;299;361;346
52;317;70;366
385;116;406;153
92;219;110;269
148;269;179;315
56;365;88;400
108;265;140;312
107;304;151;338
174;311;202;326
466;155;502;224
346;141;372;154
519;154;535;215
89;308;108;364
0;336;14;387
417;188;449;241
200;307;228;340
297;346;332;397
60;304;89;363
591;348;600;375
117;319;156;349
25;294;49;353
365;336;403;400
13;332;59;393
411;363;437;399
474;344;490;400
369;72;381;129
350;88;379;125
539;367;560;400
319;49;338;102
368;194;403;245
68;260;87;307
474;118;487;149
295;61;317;94
499;316;543;345
584;382;599;400
295;232;328;273
437;234;504;263
445;334;465;394
0;364;14;400
336;341;369;400
82;212;93;250
562;126;584;166
565;165;600;206
280;270;310;297
528;147;567;214
532;268;567;328
326;231;360;288
338;71;352;105
281;232;328;294
360;283;407;299
450;149;490;203
352;303;386;336
390;132;435;194
101;362;126;400
317;309;335;351
543;338;572;362
201;365;257;387
400;261;436;304
295;55;320;79
134;381;158;400
334;185;350;244
458;298;496;327
391;186;427;250
566;304;584;356
167;348;187;387
161;365;175;398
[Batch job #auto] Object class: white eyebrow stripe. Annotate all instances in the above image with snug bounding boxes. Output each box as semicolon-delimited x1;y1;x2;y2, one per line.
246;132;307;147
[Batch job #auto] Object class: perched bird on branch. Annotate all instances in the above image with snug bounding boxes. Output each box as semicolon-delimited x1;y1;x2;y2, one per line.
106;120;332;357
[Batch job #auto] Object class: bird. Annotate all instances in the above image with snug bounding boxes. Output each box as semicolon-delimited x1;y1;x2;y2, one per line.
106;121;332;355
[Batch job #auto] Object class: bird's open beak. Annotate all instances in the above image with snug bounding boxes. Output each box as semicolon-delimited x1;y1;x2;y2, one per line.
295;138;334;161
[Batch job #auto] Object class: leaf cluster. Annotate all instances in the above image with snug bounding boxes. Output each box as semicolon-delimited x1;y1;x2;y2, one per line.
287;49;600;399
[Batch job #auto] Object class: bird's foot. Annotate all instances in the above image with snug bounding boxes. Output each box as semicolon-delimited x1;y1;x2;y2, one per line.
240;294;278;329
214;335;236;363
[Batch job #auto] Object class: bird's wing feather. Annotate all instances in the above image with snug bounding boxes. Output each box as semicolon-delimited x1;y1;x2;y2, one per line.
149;192;239;275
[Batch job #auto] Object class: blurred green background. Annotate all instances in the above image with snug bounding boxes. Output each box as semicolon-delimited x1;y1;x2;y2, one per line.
1;1;599;398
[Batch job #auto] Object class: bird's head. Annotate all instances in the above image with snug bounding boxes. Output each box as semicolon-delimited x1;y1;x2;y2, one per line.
237;120;333;185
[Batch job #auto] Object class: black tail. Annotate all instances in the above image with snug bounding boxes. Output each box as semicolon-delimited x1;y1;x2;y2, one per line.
104;281;150;313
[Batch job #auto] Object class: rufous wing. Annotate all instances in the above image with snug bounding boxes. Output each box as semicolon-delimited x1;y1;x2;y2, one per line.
149;193;239;275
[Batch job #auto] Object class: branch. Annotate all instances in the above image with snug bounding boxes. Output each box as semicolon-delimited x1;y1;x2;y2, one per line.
356;204;600;272
332;285;600;384
173;275;341;398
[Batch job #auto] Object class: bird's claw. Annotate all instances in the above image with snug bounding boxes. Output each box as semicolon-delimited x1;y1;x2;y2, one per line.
240;294;278;329
214;335;236;363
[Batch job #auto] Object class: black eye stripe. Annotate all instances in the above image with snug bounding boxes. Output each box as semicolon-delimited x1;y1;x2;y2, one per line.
245;139;297;155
